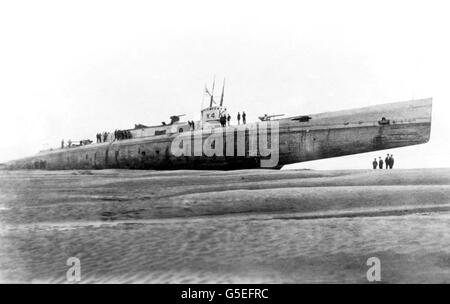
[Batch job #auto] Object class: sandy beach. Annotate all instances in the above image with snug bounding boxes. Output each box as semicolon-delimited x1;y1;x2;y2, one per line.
0;168;449;283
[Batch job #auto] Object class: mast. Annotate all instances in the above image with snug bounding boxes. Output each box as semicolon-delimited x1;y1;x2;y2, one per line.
220;78;225;106
209;76;216;107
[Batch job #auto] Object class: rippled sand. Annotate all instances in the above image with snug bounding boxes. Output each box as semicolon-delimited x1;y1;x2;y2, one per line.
0;168;449;283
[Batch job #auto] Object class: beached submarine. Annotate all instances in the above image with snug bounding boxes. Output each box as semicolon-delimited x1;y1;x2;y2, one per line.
3;83;432;170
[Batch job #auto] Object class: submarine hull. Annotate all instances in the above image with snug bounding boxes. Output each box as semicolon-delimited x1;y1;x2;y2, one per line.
4;98;432;170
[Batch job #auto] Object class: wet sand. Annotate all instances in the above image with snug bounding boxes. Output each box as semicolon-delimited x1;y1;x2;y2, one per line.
0;168;449;283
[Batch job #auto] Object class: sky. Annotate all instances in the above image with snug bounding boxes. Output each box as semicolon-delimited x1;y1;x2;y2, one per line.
0;0;449;169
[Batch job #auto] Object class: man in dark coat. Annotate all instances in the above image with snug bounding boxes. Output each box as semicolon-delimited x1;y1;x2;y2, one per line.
385;154;390;170
389;154;394;169
372;158;377;169
378;157;383;169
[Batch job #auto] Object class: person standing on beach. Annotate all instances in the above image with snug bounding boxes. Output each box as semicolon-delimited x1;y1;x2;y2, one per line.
385;154;390;170
237;112;241;125
389;154;394;169
242;111;246;124
227;114;231;126
372;158;378;169
378;157;383;169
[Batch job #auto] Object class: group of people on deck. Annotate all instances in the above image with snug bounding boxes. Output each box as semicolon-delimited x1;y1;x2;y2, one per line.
114;129;132;140
237;111;246;125
96;132;110;143
188;111;248;129
218;112;247;127
96;130;132;143
373;154;395;169
219;114;231;127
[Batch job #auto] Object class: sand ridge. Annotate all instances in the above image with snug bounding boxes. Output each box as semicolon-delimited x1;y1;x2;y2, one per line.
0;168;449;283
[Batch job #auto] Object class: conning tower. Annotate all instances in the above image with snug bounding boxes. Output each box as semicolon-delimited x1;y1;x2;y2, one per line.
200;78;228;129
